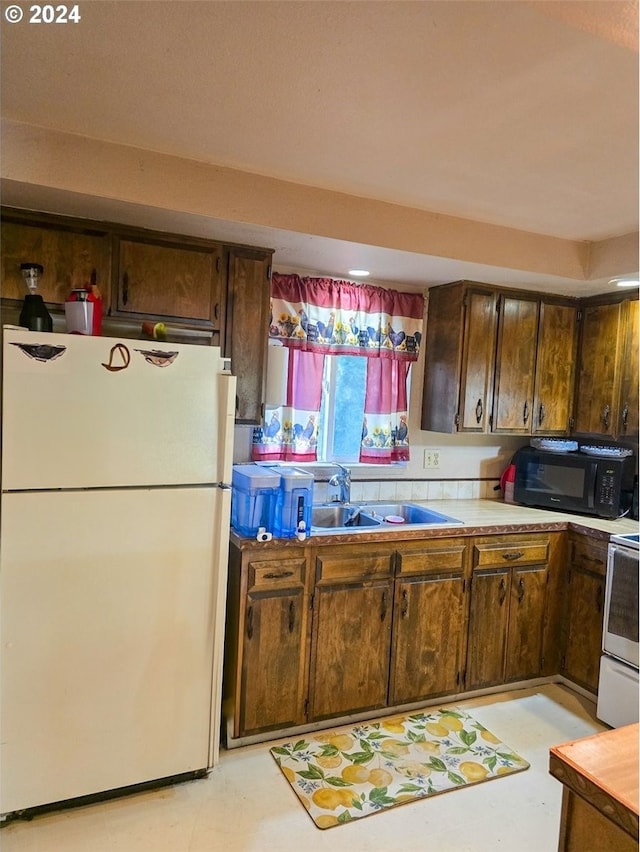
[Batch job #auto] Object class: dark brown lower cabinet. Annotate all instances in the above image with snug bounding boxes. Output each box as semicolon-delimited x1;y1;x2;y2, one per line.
466;535;551;690
308;546;394;722
562;533;607;693
225;549;310;738
389;540;469;704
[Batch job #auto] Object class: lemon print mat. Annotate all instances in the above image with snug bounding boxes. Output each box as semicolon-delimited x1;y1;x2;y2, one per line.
270;707;529;829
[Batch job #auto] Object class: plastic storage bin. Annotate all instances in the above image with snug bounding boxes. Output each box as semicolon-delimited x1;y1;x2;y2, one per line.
273;467;314;539
231;465;280;537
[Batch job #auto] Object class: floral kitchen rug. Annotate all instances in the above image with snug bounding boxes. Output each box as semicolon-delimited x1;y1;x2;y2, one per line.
270;707;529;829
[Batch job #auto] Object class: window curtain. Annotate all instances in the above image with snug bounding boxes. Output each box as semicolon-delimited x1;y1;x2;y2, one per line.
253;274;424;464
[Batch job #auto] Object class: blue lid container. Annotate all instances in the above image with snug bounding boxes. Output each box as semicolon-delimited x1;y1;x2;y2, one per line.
231;465;280;537
273;467;314;539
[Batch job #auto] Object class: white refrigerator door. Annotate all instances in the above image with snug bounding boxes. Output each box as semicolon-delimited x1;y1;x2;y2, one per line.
2;329;229;490
0;486;228;814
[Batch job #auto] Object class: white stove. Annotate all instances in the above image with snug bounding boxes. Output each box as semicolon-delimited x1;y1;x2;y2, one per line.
596;530;639;728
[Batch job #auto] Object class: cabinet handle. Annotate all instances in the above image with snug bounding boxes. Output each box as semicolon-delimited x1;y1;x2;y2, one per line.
214;302;219;320
517;577;525;603
381;590;388;622
475;398;483;424
602;404;610;428
502;551;524;561
263;570;294;580
401;589;409;618
288;600;295;633
538;403;545;426
499;578;507;605
246;606;254;640
523;400;529;425
622;405;629;431
122;271;129;306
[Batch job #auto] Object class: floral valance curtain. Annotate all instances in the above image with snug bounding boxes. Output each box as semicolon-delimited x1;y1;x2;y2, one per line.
269;274;423;360
254;274;424;464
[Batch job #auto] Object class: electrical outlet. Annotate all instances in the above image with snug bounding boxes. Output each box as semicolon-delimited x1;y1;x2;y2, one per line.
424;448;441;469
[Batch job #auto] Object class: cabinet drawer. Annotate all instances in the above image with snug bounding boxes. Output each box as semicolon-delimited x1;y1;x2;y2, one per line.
570;534;607;577
474;539;549;568
397;544;466;576
247;558;306;591
315;551;394;585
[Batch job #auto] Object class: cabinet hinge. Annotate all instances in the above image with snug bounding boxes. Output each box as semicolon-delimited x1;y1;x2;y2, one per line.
577;309;582;322
489;413;493;429
569;416;575;430
496;295;501;312
561;655;566;671
309;593;314;610
454;413;460;427
456;671;460;686
216;255;221;274
267;264;272;280
304;698;309;720
462;578;467;593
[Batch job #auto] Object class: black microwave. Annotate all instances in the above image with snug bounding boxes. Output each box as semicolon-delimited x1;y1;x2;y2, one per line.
513;446;636;519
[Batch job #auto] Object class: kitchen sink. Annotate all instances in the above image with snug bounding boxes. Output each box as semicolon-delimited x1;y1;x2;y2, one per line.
311;505;382;529
310;501;463;535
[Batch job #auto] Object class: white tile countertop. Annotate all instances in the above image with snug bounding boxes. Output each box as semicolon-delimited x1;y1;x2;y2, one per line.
230;498;638;548
413;499;639;537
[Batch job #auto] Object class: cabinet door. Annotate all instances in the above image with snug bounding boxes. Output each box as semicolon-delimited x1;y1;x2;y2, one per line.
225;247;272;424
533;302;578;435
390;574;465;705
466;568;510;690
309;580;393;721
1;218;111;307
618;299;639;438
458;288;498;432
573;302;625;437
116;237;222;327
504;565;548;681
563;567;605;693
492;295;539;433
240;587;307;735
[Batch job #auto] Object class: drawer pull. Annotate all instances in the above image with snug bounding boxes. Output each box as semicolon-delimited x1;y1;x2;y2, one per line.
502;551;524;561
122;270;129;306
246;606;254;640
288;600;295;633
263;570;294;580
401;589;409;618
499;578;507;605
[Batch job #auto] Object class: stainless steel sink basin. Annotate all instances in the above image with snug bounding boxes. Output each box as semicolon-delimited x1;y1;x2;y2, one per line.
310;501;462;534
311;505;382;529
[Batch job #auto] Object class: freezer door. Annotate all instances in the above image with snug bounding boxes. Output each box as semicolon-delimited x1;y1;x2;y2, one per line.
0;487;228;814
2;329;233;489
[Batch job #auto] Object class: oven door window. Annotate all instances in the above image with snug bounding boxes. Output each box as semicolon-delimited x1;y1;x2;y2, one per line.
604;545;639;667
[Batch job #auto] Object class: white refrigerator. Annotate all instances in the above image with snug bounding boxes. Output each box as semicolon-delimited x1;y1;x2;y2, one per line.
0;328;236;816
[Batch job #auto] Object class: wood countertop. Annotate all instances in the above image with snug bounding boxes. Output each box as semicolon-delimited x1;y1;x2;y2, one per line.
549;724;639;840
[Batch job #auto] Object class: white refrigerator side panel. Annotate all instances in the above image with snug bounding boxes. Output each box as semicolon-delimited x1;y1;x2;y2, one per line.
0;488;225;814
2;330;227;490
208;372;236;766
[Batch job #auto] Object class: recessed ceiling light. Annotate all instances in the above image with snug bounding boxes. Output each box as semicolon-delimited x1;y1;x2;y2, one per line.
609;277;640;288
348;269;370;277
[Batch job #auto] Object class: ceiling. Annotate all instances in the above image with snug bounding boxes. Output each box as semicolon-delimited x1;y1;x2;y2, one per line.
1;0;638;296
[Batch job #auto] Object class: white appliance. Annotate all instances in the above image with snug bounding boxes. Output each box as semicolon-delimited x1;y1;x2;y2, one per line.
597;531;639;729
0;328;236;816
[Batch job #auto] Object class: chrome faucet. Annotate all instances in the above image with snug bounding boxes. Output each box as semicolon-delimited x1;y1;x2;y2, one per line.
328;464;351;504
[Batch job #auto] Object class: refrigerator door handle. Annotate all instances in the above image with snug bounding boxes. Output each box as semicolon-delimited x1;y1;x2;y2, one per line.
217;373;237;485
